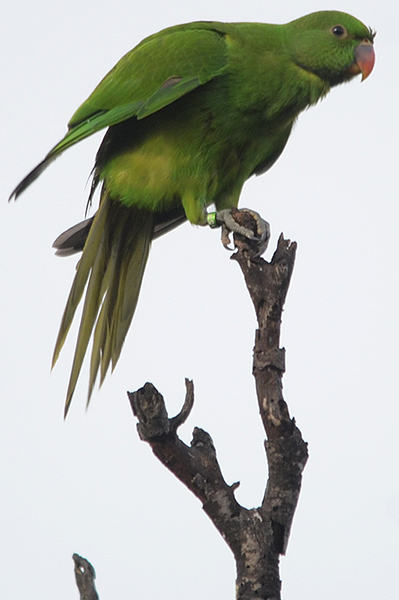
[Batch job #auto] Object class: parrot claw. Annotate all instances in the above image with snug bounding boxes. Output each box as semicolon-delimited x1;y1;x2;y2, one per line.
221;223;235;250
208;208;270;255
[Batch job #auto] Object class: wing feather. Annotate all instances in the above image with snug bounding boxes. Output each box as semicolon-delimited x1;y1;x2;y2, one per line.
10;25;228;200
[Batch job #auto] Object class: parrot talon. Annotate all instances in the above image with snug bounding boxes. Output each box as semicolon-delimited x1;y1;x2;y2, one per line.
208;208;270;255
221;223;235;251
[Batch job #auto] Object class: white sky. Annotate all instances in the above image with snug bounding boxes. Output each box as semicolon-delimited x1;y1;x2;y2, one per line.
1;1;398;598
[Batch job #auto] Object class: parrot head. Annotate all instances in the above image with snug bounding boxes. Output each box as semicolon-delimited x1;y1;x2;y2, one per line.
286;10;375;86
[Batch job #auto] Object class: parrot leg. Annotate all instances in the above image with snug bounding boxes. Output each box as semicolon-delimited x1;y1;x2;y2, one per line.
207;208;270;255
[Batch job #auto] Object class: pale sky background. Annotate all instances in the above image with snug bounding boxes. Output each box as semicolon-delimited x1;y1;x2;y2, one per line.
1;0;398;598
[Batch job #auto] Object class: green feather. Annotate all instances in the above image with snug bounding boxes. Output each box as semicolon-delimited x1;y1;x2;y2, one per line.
59;191;153;416
52;196;111;368
10;11;375;413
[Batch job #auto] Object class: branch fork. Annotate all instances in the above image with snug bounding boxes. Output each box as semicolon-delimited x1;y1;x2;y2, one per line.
72;227;308;600
127;232;308;600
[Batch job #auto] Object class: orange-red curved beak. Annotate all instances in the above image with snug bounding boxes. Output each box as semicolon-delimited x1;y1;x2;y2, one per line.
354;42;375;81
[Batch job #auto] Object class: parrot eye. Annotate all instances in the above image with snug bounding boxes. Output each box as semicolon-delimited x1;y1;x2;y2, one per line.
331;25;347;38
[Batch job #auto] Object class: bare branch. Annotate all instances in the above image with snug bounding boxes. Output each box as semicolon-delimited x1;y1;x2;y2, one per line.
169;378;195;431
128;383;240;518
128;232;308;599
233;229;308;557
72;554;99;600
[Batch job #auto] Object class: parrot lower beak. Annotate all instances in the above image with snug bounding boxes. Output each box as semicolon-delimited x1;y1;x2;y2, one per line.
350;41;375;81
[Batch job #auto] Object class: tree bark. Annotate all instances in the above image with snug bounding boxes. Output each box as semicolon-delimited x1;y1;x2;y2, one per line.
128;230;308;599
72;554;99;600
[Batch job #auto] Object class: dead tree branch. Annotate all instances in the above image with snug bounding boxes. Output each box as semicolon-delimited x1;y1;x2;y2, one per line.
127;230;308;600
72;554;99;600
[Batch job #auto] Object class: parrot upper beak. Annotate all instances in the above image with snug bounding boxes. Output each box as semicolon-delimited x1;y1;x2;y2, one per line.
348;40;375;81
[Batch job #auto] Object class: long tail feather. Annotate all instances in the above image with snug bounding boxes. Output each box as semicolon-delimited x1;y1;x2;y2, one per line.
53;217;95;256
52;188;153;417
51;206;186;259
63;229;111;408
52;197;110;368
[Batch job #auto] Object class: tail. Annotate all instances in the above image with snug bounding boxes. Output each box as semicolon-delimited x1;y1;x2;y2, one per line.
52;187;153;417
52;205;187;256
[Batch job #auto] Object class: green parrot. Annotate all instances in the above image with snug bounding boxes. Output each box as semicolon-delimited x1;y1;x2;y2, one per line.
10;11;375;415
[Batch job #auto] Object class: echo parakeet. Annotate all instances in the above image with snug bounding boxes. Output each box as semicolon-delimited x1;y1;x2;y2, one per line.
10;11;375;415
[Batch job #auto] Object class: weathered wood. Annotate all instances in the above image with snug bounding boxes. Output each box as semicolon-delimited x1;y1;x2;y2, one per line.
127;230;308;600
72;554;99;600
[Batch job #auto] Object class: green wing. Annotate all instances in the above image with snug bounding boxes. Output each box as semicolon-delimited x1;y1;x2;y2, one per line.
10;24;229;200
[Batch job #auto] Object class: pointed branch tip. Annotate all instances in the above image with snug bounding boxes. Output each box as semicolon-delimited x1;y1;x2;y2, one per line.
170;378;194;430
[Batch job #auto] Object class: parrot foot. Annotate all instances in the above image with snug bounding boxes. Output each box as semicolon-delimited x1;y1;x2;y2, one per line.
207;208;270;255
